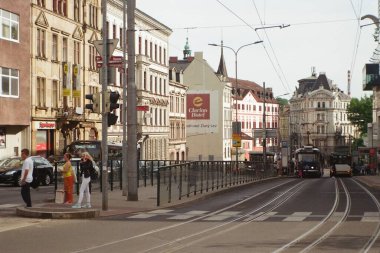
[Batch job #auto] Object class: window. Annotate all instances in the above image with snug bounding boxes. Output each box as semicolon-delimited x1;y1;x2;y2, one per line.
37;0;45;7
149;42;152;58
113;24;116;39
143;71;147;90
159;46;162;63
52;34;58;61
53;0;67;16
62;37;68;62
154;44;157;61
149;75;152;91
89;45;96;70
36;77;46;107
138;36;142;54
0;67;18;97
74;0;80;22
119;27;123;47
170;96;173;112
163;48;166;65
74;41;80;64
145;39;148;55
89;4;98;28
52;80;58;108
0;9;19;42
37;28;46;58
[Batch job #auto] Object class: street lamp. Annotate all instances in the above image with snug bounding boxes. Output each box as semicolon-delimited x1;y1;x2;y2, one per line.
209;41;263;167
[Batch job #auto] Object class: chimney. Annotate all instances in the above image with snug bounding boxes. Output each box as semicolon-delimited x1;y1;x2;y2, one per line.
169;56;178;63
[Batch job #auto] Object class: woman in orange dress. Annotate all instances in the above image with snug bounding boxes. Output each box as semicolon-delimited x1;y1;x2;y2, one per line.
62;153;74;204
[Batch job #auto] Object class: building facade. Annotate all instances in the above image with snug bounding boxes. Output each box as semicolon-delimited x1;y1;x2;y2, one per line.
0;0;30;159
170;48;233;161
168;66;187;161
289;70;356;158
31;0;102;157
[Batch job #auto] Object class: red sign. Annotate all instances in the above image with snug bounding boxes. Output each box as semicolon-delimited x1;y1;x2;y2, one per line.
186;94;210;120
96;56;102;61
110;56;123;62
137;105;149;111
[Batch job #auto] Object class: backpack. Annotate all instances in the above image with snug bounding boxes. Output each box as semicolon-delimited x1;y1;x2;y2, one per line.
90;161;99;180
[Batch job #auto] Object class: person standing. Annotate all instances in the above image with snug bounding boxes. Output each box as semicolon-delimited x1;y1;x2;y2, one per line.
62;153;74;204
72;152;94;208
20;148;33;207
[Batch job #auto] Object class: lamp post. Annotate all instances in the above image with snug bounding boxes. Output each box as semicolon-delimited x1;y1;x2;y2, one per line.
209;41;263;167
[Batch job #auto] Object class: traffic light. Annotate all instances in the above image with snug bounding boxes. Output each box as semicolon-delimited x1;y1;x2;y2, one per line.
105;90;120;112
85;92;101;113
105;90;120;127
107;112;118;127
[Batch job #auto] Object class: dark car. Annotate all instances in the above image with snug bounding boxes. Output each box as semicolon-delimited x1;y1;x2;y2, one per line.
0;156;54;187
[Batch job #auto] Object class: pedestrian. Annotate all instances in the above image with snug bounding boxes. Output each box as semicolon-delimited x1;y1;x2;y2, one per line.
20;148;33;207
62;153;74;204
72;152;94;208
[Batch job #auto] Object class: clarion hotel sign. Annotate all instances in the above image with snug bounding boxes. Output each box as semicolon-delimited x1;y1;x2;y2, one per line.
186;94;210;120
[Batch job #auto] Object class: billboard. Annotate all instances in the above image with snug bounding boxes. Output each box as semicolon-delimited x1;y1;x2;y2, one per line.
186;91;219;134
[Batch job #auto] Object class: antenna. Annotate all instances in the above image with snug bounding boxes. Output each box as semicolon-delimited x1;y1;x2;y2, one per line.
347;70;351;96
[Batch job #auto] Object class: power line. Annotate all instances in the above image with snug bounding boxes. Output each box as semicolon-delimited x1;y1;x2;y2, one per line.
349;0;364;85
215;0;291;93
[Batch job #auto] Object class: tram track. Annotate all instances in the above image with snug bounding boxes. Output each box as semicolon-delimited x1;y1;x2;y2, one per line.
72;179;302;253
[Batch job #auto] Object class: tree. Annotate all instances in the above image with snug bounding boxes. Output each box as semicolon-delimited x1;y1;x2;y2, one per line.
276;97;288;111
347;95;372;136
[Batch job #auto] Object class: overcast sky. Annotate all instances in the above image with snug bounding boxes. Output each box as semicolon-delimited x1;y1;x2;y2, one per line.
137;0;378;99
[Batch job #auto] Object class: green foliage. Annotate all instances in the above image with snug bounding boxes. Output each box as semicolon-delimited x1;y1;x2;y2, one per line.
276;97;288;110
347;95;372;136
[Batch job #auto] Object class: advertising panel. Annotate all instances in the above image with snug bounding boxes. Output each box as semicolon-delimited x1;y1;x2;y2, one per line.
186;91;219;134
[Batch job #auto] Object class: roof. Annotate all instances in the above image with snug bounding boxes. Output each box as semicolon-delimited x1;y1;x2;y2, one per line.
169;57;194;72
229;78;278;103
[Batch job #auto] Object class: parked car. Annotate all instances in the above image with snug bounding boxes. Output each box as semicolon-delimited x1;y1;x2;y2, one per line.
0;157;23;173
0;156;54;187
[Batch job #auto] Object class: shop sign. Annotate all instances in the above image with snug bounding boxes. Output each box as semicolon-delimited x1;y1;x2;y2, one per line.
35;122;56;129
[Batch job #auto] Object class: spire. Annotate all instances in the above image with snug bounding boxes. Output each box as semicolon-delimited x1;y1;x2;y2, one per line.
216;40;228;77
183;37;191;59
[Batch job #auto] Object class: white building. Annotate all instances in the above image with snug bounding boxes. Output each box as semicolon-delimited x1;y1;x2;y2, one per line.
289;70;356;157
97;0;172;160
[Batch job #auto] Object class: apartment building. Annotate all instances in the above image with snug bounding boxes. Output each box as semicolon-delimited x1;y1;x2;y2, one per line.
30;0;102;157
0;1;30;159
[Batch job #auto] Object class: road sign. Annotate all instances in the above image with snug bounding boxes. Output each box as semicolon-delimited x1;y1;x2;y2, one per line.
93;39;119;57
232;133;241;147
96;56;102;61
252;129;278;138
137;105;149;111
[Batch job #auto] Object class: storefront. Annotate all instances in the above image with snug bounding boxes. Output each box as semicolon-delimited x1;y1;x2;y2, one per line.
33;121;56;158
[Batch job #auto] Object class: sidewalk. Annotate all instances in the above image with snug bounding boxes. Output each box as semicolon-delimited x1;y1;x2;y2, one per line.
16;175;380;219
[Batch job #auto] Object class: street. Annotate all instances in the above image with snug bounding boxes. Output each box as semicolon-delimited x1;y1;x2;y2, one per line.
0;176;380;252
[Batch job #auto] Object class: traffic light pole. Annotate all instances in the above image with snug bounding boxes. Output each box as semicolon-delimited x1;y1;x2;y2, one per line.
127;0;138;201
101;0;109;210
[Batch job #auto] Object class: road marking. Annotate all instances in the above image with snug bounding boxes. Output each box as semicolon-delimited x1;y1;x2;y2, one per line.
253;212;277;221
362;212;380;222
204;211;241;221
128;213;157;219
0;204;21;209
148;209;174;214
168;211;209;220
283;212;312;222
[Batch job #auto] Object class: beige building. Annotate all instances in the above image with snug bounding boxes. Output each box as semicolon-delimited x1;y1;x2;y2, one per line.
0;0;30;159
31;0;102;157
170;45;233;161
289;70;356;157
168;65;187;161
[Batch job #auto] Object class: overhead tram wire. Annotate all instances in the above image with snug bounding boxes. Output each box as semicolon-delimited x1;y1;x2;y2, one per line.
215;0;290;94
251;0;292;94
349;0;363;82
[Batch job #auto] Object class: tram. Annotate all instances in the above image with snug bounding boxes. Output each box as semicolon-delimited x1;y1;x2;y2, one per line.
294;146;323;178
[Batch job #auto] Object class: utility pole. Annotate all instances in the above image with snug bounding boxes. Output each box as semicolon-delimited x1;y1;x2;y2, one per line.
263;82;267;172
101;0;109;210
127;0;138;201
122;0;127;196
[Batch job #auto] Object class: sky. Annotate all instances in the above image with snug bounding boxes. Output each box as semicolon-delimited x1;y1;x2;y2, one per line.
137;0;378;99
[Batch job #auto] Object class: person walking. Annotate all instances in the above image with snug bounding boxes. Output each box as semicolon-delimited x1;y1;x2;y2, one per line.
72;152;94;208
20;148;33;207
62;153;74;204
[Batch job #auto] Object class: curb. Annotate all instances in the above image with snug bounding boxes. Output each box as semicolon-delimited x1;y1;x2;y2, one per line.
16;207;100;219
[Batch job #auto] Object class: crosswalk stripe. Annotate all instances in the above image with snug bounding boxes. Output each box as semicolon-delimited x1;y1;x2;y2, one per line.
129;213;158;219
148;209;174;214
254;212;277;221
204;211;241;221
283;212;312;222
